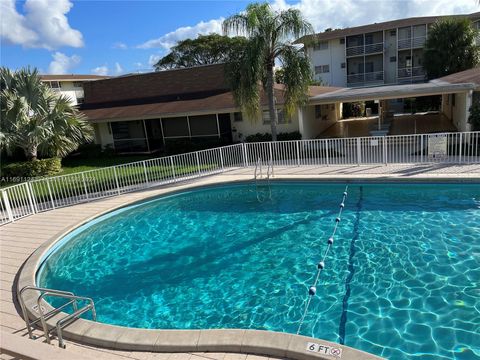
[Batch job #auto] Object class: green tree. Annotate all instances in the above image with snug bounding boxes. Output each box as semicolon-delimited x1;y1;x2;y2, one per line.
154;34;248;70
468;97;480;131
424;18;479;79
0;67;93;160
223;3;314;141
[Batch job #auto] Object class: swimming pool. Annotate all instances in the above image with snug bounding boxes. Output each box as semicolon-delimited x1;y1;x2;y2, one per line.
37;182;480;360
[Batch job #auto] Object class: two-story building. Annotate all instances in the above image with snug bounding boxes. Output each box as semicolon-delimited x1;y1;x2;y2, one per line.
39;74;111;105
298;12;480;88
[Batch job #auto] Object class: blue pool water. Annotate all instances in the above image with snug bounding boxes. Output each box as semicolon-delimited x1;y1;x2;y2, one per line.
38;182;480;359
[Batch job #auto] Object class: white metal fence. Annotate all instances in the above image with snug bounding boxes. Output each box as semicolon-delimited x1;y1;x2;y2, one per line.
1;131;479;225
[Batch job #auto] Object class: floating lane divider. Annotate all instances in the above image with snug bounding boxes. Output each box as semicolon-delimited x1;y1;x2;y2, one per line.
297;185;349;335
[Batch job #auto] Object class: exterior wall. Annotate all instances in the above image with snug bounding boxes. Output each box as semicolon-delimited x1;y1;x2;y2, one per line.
230;109;300;141
441;91;472;132
43;80;85;105
299;103;339;139
383;29;398;83
94;122;114;148
307;39;346;87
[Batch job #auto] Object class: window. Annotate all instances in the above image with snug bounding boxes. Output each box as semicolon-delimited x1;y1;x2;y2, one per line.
77;98;84;104
315;65;330;74
162;116;189;137
188;114;218;136
341;62;346;69
390;30;397;36
313;41;328;51
390;56;397;62
50;81;60;88
262;110;290;124
233;112;243;122
340;38;345;44
73;81;83;88
452;94;456;107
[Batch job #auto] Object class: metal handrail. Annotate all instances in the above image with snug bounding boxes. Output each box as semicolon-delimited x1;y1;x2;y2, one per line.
19;286;96;347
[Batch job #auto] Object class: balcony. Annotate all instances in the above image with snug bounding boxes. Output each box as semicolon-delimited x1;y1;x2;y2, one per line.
347;71;384;87
346;42;383;57
398;36;426;50
397;66;426;83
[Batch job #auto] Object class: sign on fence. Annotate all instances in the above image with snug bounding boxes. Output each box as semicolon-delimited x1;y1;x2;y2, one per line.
428;134;448;160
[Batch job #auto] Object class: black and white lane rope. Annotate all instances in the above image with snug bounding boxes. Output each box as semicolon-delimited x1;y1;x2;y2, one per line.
296;185;349;335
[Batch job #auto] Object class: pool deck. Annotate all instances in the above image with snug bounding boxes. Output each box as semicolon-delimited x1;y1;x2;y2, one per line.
1;163;479;360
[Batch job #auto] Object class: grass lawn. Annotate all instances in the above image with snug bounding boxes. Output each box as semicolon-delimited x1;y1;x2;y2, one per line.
60;155;156;175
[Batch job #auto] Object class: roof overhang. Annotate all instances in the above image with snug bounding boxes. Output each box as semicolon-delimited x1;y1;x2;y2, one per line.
308;82;476;105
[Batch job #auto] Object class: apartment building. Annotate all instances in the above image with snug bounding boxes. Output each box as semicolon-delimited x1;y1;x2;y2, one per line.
39;74;110;105
298;12;480;88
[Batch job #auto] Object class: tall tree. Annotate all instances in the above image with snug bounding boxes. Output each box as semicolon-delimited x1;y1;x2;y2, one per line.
154;34;248;71
424;18;479;79
0;67;93;160
223;3;314;141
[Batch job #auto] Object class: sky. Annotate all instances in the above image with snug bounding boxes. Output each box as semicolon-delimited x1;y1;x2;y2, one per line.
1;0;479;75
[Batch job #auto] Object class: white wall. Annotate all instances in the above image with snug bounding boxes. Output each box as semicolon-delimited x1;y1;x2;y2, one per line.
45;80;84;105
300;103;339;139
94;122;114;148
441;91;472;132
230;109;300;141
306;39;346;87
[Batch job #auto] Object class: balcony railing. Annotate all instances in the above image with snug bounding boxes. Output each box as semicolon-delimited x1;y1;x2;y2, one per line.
398;36;426;50
397;66;426;79
346;42;383;57
347;71;384;86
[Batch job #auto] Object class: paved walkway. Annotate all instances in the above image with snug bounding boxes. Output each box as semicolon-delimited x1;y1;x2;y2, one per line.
1;164;478;359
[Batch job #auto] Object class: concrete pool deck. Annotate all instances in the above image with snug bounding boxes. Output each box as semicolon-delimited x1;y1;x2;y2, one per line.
2;163;479;360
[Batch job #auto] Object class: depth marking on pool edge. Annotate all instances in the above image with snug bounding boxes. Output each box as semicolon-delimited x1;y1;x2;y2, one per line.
338;186;363;345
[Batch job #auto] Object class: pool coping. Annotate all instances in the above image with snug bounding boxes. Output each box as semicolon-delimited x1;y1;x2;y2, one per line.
19;174;478;360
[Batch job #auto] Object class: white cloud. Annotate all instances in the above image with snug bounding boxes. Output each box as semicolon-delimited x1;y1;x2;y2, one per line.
138;18;224;50
48;52;80;74
148;54;162;67
113;42;127;49
271;0;479;34
0;0;83;50
114;62;123;74
92;66;109;76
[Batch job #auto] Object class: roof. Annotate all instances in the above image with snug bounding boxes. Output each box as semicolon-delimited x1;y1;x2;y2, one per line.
297;12;480;44
39;74;111;81
309;82;475;104
82;63;229;105
434;67;480;87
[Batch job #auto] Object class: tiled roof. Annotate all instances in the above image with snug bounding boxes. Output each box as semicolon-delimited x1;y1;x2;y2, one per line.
297;12;480;44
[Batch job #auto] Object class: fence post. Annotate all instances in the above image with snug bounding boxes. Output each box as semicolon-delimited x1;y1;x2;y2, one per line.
420;135;424;163
243;143;249;167
269;142;273;164
296;141;300;166
112;167;121;195
2;190;14;223
170;157;177;182
325;140;329;166
383;137;388;165
356;138;361;165
81;173;89;201
46;179;55;209
195;152;201;176
219;147;224;170
142;161;150;185
27;182;38;213
459;133;463;163
24;183;36;215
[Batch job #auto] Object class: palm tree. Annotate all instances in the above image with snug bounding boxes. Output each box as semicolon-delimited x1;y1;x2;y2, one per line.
223;3;314;141
0;67;93;160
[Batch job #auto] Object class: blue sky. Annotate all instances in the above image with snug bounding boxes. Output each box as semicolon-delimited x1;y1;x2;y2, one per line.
1;0;478;75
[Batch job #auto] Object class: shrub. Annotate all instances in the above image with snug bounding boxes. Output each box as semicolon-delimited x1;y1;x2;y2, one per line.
2;158;62;178
245;131;302;142
469;98;480;131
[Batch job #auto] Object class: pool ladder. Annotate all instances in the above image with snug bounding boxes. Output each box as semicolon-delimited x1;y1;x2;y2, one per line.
18;286;96;348
254;157;273;202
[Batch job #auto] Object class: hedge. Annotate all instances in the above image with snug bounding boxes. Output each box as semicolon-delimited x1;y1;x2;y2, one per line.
2;158;62;178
